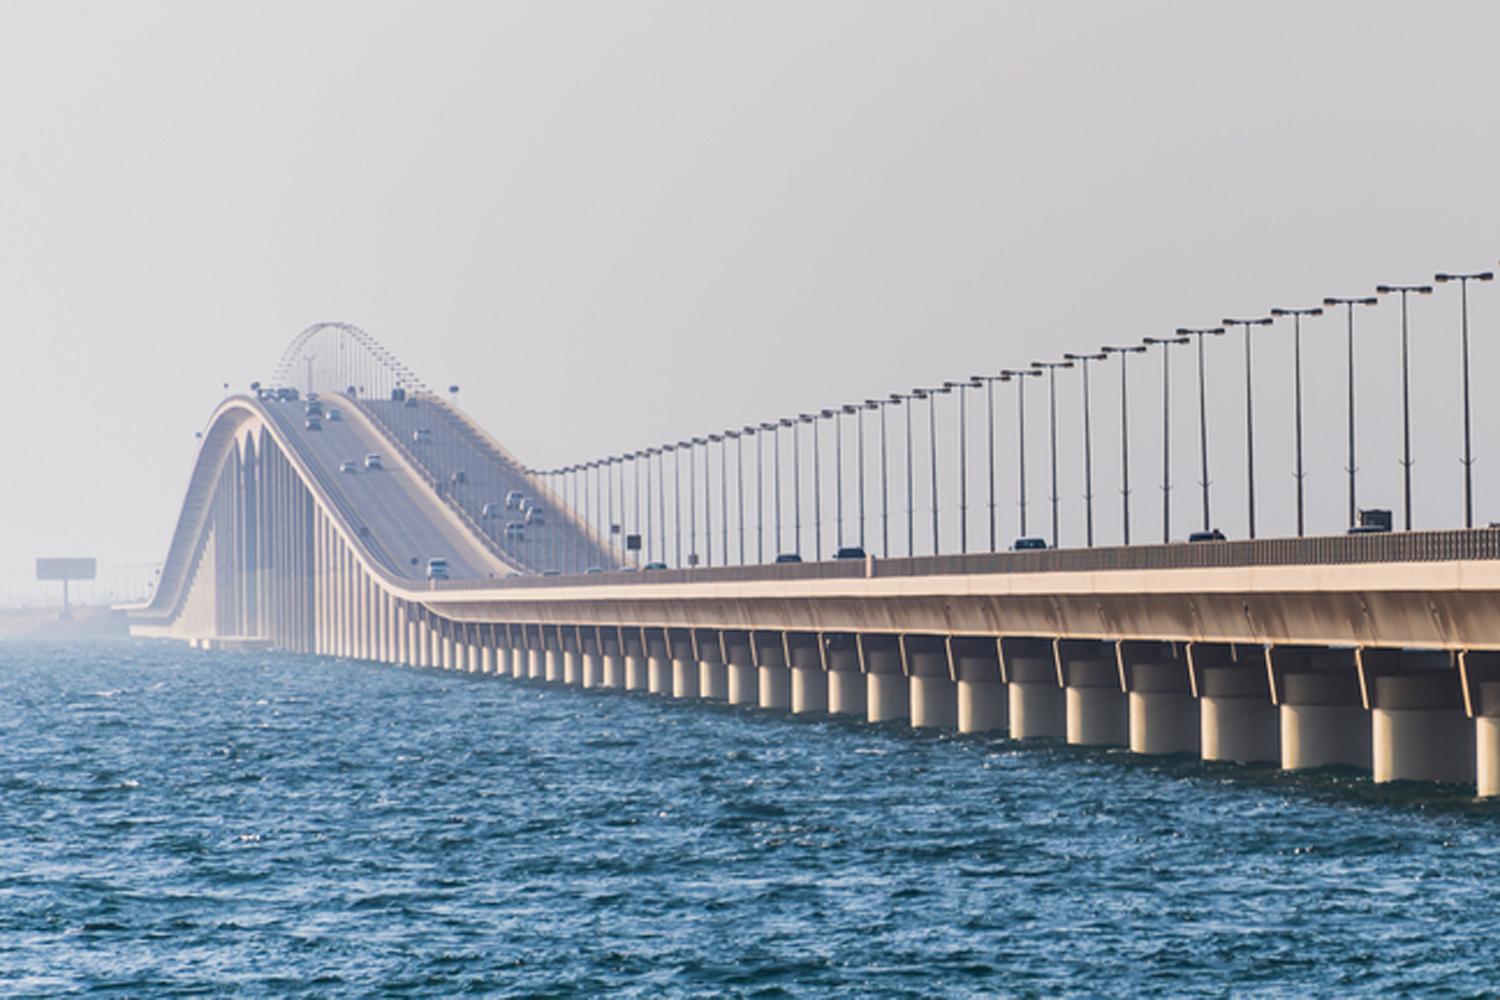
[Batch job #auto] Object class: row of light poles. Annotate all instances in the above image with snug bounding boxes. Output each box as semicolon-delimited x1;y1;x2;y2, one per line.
530;265;1492;571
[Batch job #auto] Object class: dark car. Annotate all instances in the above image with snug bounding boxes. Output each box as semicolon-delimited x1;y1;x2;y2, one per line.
642;561;669;571
774;553;803;564
1348;508;1393;534
833;546;866;560
1012;537;1047;551
305;417;322;431
1188;529;1227;542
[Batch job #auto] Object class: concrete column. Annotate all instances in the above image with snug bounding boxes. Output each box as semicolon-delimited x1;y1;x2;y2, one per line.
563;648;581;686
648;654;671;695
1279;672;1371;770
483;643;498;676
1476;682;1500;797
527;646;544;680
1199;666;1279;764
908;649;957;729
442;631;455;671
582;650;603;689
726;637;758;706
602;649;625;689
545;646;563;684
864;644;909;723
1126;660;1199;756
790;641;827;715
826;644;866;717
757;635;791;711
1008;655;1064;738
699;659;727;701
1371;674;1475;785
1064;657;1127;747
672;658;699;699
954;649;1005;734
625;654;648;691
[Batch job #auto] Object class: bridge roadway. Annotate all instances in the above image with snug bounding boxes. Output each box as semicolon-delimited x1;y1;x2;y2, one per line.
259;395;504;581
129;391;1500;798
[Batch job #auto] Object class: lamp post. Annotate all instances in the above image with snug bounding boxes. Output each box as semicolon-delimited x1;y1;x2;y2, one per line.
1101;345;1146;544
1269;307;1323;537
716;432;731;564
1222;317;1273;538
1030;361;1073;549
871;397;896;557
834;405;848;549
1434;270;1494;528
914;387;951;555
944;378;984;553
1064;353;1106;546
633;450;644;567
1176;327;1225;532
858;401;876;550
1143;335;1190;542
788;416;804;558
701;435;716;567
1323;296;1379;528
733;429;750;565
972;374;1009;552
899;394;916;555
1375;284;1434;530
753;425;767;562
1001;369;1041;541
816;409;834;558
656;446;668;565
766;420;783;557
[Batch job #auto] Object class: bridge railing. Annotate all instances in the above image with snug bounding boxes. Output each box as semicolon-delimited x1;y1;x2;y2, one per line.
428;525;1500;591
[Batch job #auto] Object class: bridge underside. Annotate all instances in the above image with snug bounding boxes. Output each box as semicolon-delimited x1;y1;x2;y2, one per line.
128;392;1500;797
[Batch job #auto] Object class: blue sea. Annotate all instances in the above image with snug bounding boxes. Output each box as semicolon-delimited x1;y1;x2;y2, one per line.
1;640;1497;996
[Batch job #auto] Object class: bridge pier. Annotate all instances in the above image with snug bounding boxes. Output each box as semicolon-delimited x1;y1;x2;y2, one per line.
905;636;956;729
582;632;604;688
1003;641;1064;739
1060;641;1127;747
563;627;582;685
601;631;624;689
1272;647;1370;771
1363;651;1474;785
670;631;699;700
724;632;758;705
954;638;1006;734
755;631;791;710
647;631;671;695
1195;646;1279;764
526;637;544;680
787;633;827;714
860;636;908;723
698;630;727;701
826;635;866;717
545;643;563;684
1122;642;1198;756
1463;654;1500;796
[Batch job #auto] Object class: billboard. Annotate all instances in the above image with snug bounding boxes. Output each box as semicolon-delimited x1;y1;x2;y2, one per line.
36;558;97;581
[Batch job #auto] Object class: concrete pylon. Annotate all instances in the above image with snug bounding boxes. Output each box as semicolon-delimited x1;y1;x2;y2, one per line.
954;638;1005;734
862;636;908;723
1060;641;1126;747
1121;642;1198;756
755;631;791;711
826;636;865;717
724;632;758;706
1195;645;1278;764
1005;647;1064;739
788;633;827;714
905;637;956;729
1273;647;1370;771
697;630;727;701
1363;651;1474;785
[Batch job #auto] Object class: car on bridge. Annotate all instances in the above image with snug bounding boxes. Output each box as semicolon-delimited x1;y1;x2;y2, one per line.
325;407;342;422
643;561;668;571
505;490;524;510
504;522;525;540
482;502;501;518
525;507;545;525
305;400;323;417
412;428;431;443
305;417;322;431
775;553;803;563
364;453;382;470
834;546;866;560
1012;537;1047;550
338;460;358;474
451;470;466;484
1188;529;1227;542
426;558;450;581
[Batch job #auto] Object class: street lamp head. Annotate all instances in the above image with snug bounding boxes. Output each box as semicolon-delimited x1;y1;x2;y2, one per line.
842;403;858;414
1482;272;1496;282
779;417;795;427
1418;285;1434;295
761;422;777;431
888;393;904;403
820;408;834;418
742;425;756;435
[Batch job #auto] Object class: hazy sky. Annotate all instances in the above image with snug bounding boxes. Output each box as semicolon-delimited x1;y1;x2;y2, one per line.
3;0;1498;599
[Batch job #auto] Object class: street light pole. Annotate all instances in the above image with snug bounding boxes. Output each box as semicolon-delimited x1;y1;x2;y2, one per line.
815;410;832;558
1143;335;1190;542
875;397;898;557
770;420;784;557
944;378;983;553
1269;307;1323;538
1375;284;1434;531
900;394;915;555
788;416;803;557
1001;369;1041;541
1434;270;1495;528
1176;327;1226;532
916;387;951;555
858;401;876;551
971;374;1008;552
1323;296;1380;528
1030;361;1073;549
1064;353;1107;546
834;405;847;549
1101;345;1146;544
1222;317;1273;538
754;426;766;562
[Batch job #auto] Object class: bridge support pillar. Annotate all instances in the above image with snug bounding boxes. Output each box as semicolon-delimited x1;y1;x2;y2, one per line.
755;632;791;711
1366;658;1474;785
697;631;727;701
954;639;1005;734
601;652;623;689
1006;653;1064;739
647;644;671;695
861;639;908;723
1122;644;1198;756
545;647;563;684
672;658;698;699
1061;642;1126;747
1272;648;1370;771
1195;648;1278;764
527;646;543;680
582;651;603;689
826;638;865;717
1467;658;1500;796
480;644;494;675
906;638;956;729
724;633;757;706
789;634;826;714
625;654;648;691
563;648;581;687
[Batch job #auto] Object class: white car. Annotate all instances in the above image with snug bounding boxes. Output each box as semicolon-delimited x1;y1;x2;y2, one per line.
364;453;382;470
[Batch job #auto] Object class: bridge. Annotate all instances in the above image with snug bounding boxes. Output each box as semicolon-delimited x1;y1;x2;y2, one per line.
127;320;1500;797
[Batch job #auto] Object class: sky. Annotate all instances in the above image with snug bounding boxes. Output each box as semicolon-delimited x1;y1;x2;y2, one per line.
2;0;1498;602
